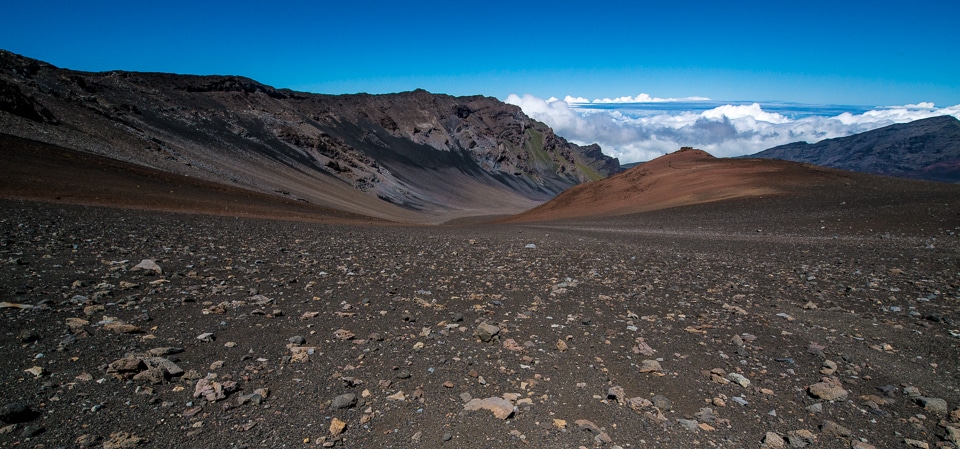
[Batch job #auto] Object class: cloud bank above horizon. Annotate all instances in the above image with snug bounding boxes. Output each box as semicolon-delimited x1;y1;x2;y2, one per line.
505;94;960;163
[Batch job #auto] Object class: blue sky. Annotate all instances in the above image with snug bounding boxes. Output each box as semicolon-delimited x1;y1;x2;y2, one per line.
3;1;959;161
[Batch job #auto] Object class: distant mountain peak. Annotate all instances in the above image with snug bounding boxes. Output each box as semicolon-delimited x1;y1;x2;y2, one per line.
750;115;960;183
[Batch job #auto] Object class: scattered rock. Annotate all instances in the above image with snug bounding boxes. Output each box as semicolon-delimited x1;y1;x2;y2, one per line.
763;431;785;448
329;418;346;436
638;359;663;373
196;332;215;342
820;419;851;438
331;393;357;410
575;419;612;444
820;360;838;375
333;329;355;340
193;374;238;402
102;322;142;334
728;372;751;387
103;431;147;449
915;396;948;415
607;386;626;405
131;259;162;275
473;322;500;342
463;397;515;419
785;429;816;447
808;377;848;401
0;403;39;424
650;394;672;411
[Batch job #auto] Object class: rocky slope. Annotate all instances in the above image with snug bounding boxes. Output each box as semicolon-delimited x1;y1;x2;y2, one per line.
0;50;618;222
750;115;960;183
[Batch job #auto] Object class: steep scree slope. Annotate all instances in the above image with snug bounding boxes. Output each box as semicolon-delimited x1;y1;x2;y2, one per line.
0;50;618;222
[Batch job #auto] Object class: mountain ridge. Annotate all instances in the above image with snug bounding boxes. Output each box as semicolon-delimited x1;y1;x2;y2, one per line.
0;50;618;223
750;115;960;183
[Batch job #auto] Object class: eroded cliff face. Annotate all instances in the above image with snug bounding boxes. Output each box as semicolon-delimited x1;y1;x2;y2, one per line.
0;50;618;219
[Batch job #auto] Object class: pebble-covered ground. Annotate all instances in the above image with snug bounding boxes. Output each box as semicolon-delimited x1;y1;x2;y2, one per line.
1;199;959;449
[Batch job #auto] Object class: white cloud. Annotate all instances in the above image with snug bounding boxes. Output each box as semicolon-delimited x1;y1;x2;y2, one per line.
505;94;960;163
563;93;711;104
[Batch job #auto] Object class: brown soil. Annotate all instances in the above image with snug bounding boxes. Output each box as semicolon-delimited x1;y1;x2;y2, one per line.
505;148;875;223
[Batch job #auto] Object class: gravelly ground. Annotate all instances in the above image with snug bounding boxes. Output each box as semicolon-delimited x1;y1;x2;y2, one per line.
1;198;959;449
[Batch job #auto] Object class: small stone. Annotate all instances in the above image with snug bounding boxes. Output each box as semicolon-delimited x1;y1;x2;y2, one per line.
132;259;162;274
442;432;453;441
333;329;355;340
556;339;568;352
20;424;43;438
677;418;699;431
288;336;306;345
331;393;357;410
607;386;626;404
132;366;166;384
806;403;822;414
851;442;877;449
196;332;215;342
915;396;948;415
24;366;46;377
146;347;184;357
0;403;39;423
103;431;147;449
474;322;500;342
820;360;838;375
502;338;523;352
463;397;515;419
650;394;672;411
143;357;183;377
102;322;142;334
107;357;146;378
575;419;612;444
903;439;929;449
75;433;100;447
694;407;716;423
237;393;263;406
808;377;847;401
329;418;346;436
638;359;663;373
627;397;653;410
763;431;785;448
786;429;816;447
18;330;40;343
820;420;851;438
728;373;751;387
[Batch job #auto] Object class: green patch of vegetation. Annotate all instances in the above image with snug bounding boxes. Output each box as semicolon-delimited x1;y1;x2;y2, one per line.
575;160;604;181
523;128;554;167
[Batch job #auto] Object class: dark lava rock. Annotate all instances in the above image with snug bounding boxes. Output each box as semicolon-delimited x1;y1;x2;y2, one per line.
0;403;40;423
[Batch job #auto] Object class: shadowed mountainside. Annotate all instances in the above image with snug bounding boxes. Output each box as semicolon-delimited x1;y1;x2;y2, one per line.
750;115;960;183
0;50;617;223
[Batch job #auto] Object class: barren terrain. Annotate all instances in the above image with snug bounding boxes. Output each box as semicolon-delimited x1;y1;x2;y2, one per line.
2;159;960;448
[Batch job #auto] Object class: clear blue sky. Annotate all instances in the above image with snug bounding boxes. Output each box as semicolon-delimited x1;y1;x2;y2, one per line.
3;0;958;106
